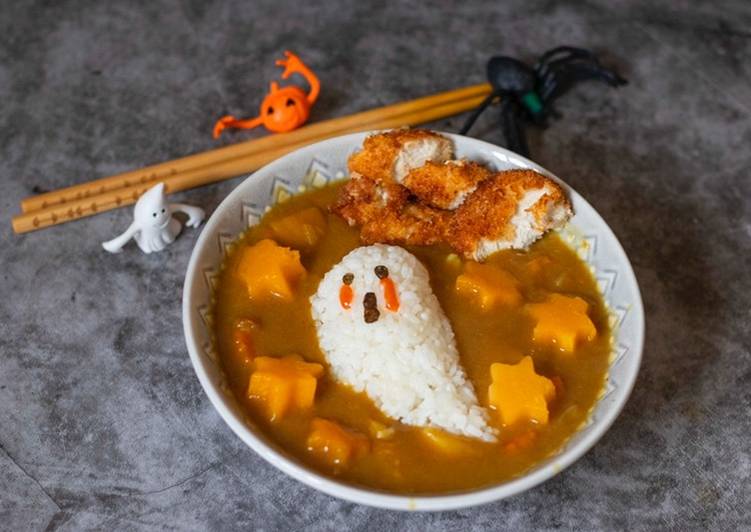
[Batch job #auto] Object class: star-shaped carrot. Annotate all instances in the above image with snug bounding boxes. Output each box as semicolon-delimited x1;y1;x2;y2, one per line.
488;356;556;426
526;293;597;352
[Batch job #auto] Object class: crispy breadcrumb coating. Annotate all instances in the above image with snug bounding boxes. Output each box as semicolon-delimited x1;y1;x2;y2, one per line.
447;170;572;260
331;172;408;226
359;201;449;247
331;172;447;247
333;132;572;260
402;160;493;209
348;129;453;185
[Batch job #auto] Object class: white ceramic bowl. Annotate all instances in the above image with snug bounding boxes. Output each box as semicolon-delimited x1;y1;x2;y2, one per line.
182;132;644;511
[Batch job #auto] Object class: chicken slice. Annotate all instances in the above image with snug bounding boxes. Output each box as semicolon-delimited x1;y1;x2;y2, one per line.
331;172;447;247
348;129;454;185
447;170;572;260
359;202;449;247
331;172;409;227
402;160;493;210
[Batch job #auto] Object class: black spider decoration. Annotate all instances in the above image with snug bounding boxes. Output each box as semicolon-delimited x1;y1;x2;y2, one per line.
459;46;627;157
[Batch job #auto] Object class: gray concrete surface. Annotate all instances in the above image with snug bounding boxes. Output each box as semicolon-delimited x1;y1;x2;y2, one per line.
1;0;750;530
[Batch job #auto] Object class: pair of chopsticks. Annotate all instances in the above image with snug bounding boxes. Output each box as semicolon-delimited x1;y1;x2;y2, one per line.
12;83;493;234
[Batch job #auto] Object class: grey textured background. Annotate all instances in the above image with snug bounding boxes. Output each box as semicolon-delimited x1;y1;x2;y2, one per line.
1;1;750;530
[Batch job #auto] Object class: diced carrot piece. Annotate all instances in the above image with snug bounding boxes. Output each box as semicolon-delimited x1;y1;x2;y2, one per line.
339;284;353;309
503;429;538;453
247;355;323;422
231;318;258;366
380;277;399;311
268;207;327;250
306;418;369;467
488;356;556;427
235;239;306;302
455;261;522;310
526;293;597;352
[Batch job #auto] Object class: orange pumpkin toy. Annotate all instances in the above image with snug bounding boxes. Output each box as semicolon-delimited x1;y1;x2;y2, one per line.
213;51;320;138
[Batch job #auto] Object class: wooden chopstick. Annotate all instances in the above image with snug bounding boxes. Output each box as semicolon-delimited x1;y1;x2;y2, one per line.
20;83;492;214
12;86;491;234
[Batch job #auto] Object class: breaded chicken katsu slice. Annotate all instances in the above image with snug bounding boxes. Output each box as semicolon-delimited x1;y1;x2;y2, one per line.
359;201;449;247
331;173;447;247
402;160;493;210
447;170;572;260
335;131;572;259
331;172;407;226
348;129;454;185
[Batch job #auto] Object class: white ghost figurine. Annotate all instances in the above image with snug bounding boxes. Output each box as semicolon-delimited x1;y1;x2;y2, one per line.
102;182;205;254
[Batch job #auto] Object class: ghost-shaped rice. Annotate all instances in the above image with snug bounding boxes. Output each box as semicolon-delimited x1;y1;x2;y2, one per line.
310;245;495;442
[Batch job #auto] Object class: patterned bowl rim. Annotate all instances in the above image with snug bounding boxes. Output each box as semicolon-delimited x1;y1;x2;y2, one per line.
182;131;645;511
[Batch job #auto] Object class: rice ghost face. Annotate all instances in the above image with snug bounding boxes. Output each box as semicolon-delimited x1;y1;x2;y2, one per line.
310;245;496;442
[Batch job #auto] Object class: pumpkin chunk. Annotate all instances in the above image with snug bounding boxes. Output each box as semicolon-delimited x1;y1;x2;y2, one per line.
235;239;306;302
488;356;556;426
526;293;597;352
248;355;323;422
307;418;369;467
268;207;327;250
455;261;522;309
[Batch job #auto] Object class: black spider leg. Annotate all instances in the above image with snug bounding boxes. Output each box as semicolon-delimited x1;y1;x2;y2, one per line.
459;89;503;135
499;97;530;157
536;46;602;72
535;47;626;110
538;60;627;107
538;52;627;90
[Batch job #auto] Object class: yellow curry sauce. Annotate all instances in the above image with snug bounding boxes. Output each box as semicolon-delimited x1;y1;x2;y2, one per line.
212;182;611;494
